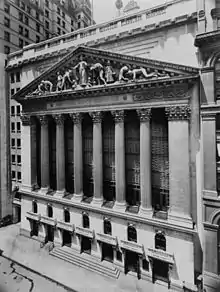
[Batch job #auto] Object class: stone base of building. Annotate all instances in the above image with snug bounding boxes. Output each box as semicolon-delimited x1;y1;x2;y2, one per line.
204;271;220;292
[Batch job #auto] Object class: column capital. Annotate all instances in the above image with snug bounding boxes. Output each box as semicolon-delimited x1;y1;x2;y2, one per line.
21;114;31;126
69;113;83;124
37;115;49;126
165;105;191;121
89;111;103;123
111;110;125;123
53;114;65;125
136;108;151;122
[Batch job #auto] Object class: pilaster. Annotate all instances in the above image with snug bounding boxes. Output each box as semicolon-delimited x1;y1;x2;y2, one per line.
165;105;193;228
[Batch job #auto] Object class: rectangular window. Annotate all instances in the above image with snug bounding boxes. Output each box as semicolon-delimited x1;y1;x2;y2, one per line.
10;73;15;84
11;122;15;133
17;122;21;133
12;155;16;164
62;31;65;35
62;21;65;28
4;17;10;28
17;139;21;149
12;171;16;180
71;19;74;26
16;72;20;82
57;27;61;35
19;25;23;35
45;21;49;29
11;138;15;148
11;106;15;116
4;31;10;42
16;87;20;92
24;28;29;38
36;11;39;20
19;12;23;22
17;105;21;116
57;7;60;15
19;38;23;48
36;35;40;43
45;32;49;39
4;3;10;13
36;23;40;33
45;10;49;18
57;17;61;24
17;172;21;182
21;1;25;10
71;28;74;32
45;0;49;7
17;155;21;165
25;41;29;46
11;88;15;95
4;46;10;55
78;22;81;29
27;6;31;14
24;16;29;25
62;12;65;19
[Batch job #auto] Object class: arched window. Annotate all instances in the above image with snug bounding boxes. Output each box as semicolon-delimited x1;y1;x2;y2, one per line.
32;201;38;214
155;231;166;251
47;205;53;218
104;219;112;235
127;225;137;242
83;213;89;228
64;209;70;223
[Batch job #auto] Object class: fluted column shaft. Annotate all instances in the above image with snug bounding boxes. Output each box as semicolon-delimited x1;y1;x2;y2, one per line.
90;112;103;206
38;115;50;194
53;114;66;197
70;113;83;200
112;110;126;210
137;109;152;216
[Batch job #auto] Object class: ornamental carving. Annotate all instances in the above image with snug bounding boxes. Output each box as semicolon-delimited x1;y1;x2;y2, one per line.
165;106;191;121
90;111;103;123
38;115;49;126
21;114;31;126
111;110;125;123
53;114;65;125
136;108;151;122
69;113;83;124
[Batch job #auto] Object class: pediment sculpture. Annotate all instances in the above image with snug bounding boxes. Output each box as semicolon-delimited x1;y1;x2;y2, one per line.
30;57;171;96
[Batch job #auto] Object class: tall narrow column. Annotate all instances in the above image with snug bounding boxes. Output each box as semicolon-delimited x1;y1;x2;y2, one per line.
111;110;126;211
165;106;192;228
20;114;38;192
90;111;103;206
70;113;83;201
137;108;153;217
38;115;50;194
53;114;66;198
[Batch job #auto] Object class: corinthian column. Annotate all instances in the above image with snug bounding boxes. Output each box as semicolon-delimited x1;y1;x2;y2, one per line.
165;105;192;228
53;114;66;198
137;108;153;217
70;113;83;201
90;111;103;206
111;110;126;211
38;115;50;194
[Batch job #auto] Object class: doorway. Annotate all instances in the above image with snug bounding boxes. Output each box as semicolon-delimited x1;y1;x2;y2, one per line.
31;221;38;236
102;243;113;262
125;250;138;273
81;236;91;254
153;259;169;283
62;230;72;247
47;225;54;242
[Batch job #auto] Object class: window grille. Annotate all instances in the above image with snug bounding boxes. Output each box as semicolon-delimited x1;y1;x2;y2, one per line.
65;119;74;193
49;121;56;191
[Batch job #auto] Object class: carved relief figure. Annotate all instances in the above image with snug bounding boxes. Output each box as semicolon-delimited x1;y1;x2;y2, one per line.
90;63;106;85
73;55;88;86
56;71;63;91
61;69;77;90
119;65;131;82
131;67;158;81
105;60;115;83
32;80;53;95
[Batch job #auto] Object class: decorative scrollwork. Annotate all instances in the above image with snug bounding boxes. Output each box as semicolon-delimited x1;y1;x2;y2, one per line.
21;114;31;126
136;108;151;122
89;111;103;123
165;105;191;121
38;115;49;126
53;114;65;125
111;110;125;123
69;113;83;124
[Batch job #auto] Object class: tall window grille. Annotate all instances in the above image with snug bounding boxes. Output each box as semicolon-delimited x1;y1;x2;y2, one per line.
125;111;140;208
36;120;41;188
65;119;74;193
151;108;169;212
49;120;57;191
218;220;220;274
216;114;220;193
83;115;93;199
103;113;115;203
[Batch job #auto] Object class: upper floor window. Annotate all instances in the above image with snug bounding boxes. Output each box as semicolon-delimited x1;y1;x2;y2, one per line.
71;19;74;26
36;11;39;20
45;32;49;39
19;25;23;35
4;31;10;42
82;213;89;228
47;205;53;218
64;209;70;223
17;105;21;115
19;38;24;49
20;1;25;10
17;172;21;182
62;21;65;28
27;6;31;14
10;73;15;83
24;16;29;25
11;88;15;96
45;10;49;18
4;46;10;55
45;21;49;30
19;12;23;22
16;72;20;82
36;35;40;43
4;17;10;28
57;7;60;15
57;17;61;25
17;138;21;149
155;231;166;251
17;122;21;133
11;138;15;148
45;0;49;7
36;23;40;33
11;106;15;116
4;3;10;13
104;219;112;235
32;201;38;213
127;225;137;242
57;27;61;35
62;12;65;19
24;28;29;38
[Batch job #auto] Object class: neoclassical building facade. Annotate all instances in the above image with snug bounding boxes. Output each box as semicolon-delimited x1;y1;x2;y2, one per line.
11;46;201;291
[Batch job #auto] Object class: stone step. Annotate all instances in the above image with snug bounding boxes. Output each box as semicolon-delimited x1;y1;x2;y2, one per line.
50;246;120;279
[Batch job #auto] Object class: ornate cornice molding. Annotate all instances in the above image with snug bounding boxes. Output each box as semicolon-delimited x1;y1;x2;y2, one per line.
69;113;83;124
53;114;65;125
165;105;191;121
111;110;125;123
89;111;103;123
21;114;31;126
37;115;49;126
136;108;151;122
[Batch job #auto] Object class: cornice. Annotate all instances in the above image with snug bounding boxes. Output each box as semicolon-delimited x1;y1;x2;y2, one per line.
20;190;198;236
195;30;220;47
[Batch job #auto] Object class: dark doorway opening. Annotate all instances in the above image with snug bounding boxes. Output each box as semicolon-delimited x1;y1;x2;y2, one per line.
17;207;21;222
102;243;113;262
47;225;54;242
81;236;91;254
153;259;169;283
31;221;38;236
62;230;72;247
125;251;138;274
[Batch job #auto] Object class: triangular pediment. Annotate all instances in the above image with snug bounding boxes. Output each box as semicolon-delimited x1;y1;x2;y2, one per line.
13;46;199;101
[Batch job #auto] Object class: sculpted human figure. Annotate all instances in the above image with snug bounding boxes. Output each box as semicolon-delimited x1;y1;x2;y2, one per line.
61;69;76;90
105;60;115;83
131;67;158;81
73;55;88;85
90;63;106;85
56;71;63;91
32;80;53;95
118;65;131;82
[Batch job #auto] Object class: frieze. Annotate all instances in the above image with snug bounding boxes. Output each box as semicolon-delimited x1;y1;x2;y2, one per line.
133;85;189;101
165;105;191;120
21;114;31;126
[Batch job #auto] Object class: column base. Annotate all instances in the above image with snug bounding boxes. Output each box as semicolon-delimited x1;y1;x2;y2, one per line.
54;190;65;198
168;211;193;229
139;206;153;218
38;187;50;195
73;192;83;202
113;201;126;212
91;197;103;207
